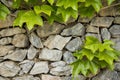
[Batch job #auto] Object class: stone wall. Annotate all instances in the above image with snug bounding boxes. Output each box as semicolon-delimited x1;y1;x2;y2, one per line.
0;7;120;80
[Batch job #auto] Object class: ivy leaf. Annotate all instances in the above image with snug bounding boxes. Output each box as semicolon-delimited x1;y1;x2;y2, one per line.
78;0;86;2
12;0;21;9
47;0;54;5
89;61;99;74
107;0;115;5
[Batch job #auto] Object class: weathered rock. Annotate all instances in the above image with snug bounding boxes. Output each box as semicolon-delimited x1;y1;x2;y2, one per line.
0;61;20;77
27;45;39;59
78;17;92;23
50;61;66;67
42;75;61;80
44;35;71;50
115;63;120;71
0;27;26;37
0;57;3;62
61;75;86;80
37;22;65;37
30;61;49;75
61;23;85;36
111;38;120;50
114;17;120;24
29;32;43;48
86;25;99;33
0;76;10;80
65;37;83;52
0;37;12;45
63;51;76;64
4;49;27;61
0;45;14;56
101;28;111;40
39;48;62;61
90;17;114;27
12;34;29;48
109;25;120;37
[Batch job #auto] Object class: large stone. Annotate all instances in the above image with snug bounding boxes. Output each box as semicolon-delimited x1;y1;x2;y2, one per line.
39;48;62;61
12;34;29;48
61;23;85;36
29;32;43;48
90;17;114;27
0;27;26;37
0;76;10;80
44;35;71;50
0;45;14;56
0;61;20;77
78;17;93;23
4;49;27;61
37;22;65;37
115;63;120;72
30;61;49;75
50;61;66;67
114;17;120;24
111;38;120;50
86;25;99;33
109;25;120;37
101;28;111;40
65;37;83;52
42;75;61;80
0;37;12;45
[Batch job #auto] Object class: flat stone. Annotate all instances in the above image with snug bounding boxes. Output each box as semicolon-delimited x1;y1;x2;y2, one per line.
101;28;111;40
27;45;39;59
0;61;20;77
86;25;99;33
37;22;65;37
115;63;120;72
109;25;120;37
61;75;86;80
65;37;83;52
114;17;120;24
90;17;114;27
42;75;61;80
30;61;49;75
0;45;14;56
0;76;10;80
0;37;12;45
44;35;71;50
78;17;93;23
29;32;43;48
63;51;76;64
50;61;66;67
0;27;26;37
12;34;29;48
39;48;62;61
61;23;85;36
4;49;27;61
111;38;120;50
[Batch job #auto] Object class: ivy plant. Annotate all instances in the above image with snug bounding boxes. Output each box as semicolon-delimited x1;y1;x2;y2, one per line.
71;36;120;79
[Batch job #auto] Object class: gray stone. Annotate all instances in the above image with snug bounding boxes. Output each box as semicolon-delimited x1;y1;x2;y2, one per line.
0;57;3;62
61;75;86;80
78;17;93;23
111;38;120;50
0;61;20;77
29;32;43;48
37;22;65;37
61;23;85;36
109;25;120;37
0;45;15;56
4;49;27;61
115;63;120;71
0;27;26;37
44;35;71;50
19;60;34;74
42;74;61;80
101;28;111;40
30;61;49;75
50;61;66;67
0;37;12;45
12;34;29;48
90;17;114;27
65;37;83;52
114;17;120;24
0;76;10;80
63;51;76;64
39;48;62;61
27;45;39;59
86;25;99;33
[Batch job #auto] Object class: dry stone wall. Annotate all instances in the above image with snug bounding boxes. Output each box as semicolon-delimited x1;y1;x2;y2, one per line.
0;8;120;80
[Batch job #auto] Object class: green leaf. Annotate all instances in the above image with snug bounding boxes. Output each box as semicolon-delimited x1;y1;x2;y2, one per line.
107;0;115;5
89;61;99;74
47;0;54;5
12;0;21;9
78;0;86;2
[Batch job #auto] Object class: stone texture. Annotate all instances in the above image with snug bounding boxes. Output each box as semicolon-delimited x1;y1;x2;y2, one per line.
0;76;10;80
30;61;49;75
101;28;111;40
115;63;120;72
29;32;43;48
85;33;101;41
0;27;26;37
4;49;27;61
0;61;20;77
39;48;62;61
0;45;14;56
44;35;71;50
86;25;99;33
65;37;83;52
114;17;120;24
0;37;12;45
42;75;61;80
37;22;65;37
61;23;85;36
78;17;92;23
61;75;86;80
109;25;120;37
50;61;66;67
90;17;114;27
12;34;29;47
111;38;120;50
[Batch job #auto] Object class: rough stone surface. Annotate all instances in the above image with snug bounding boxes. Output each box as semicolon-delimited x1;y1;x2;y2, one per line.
44;35;71;50
111;38;120;50
78;17;92;23
0;27;26;37
101;28;111;40
39;48;62;61
12;34;29;47
29;32;43;48
61;23;85;36
4;49;27;61
42;75;61;80
30;61;49;75
90;17;114;27
65;37;83;52
0;76;10;80
37;22;65;37
115;63;120;72
50;61;66;67
86;25;99;33
61;75;86;80
109;25;120;37
0;61;20;77
114;17;120;24
0;37;12;45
